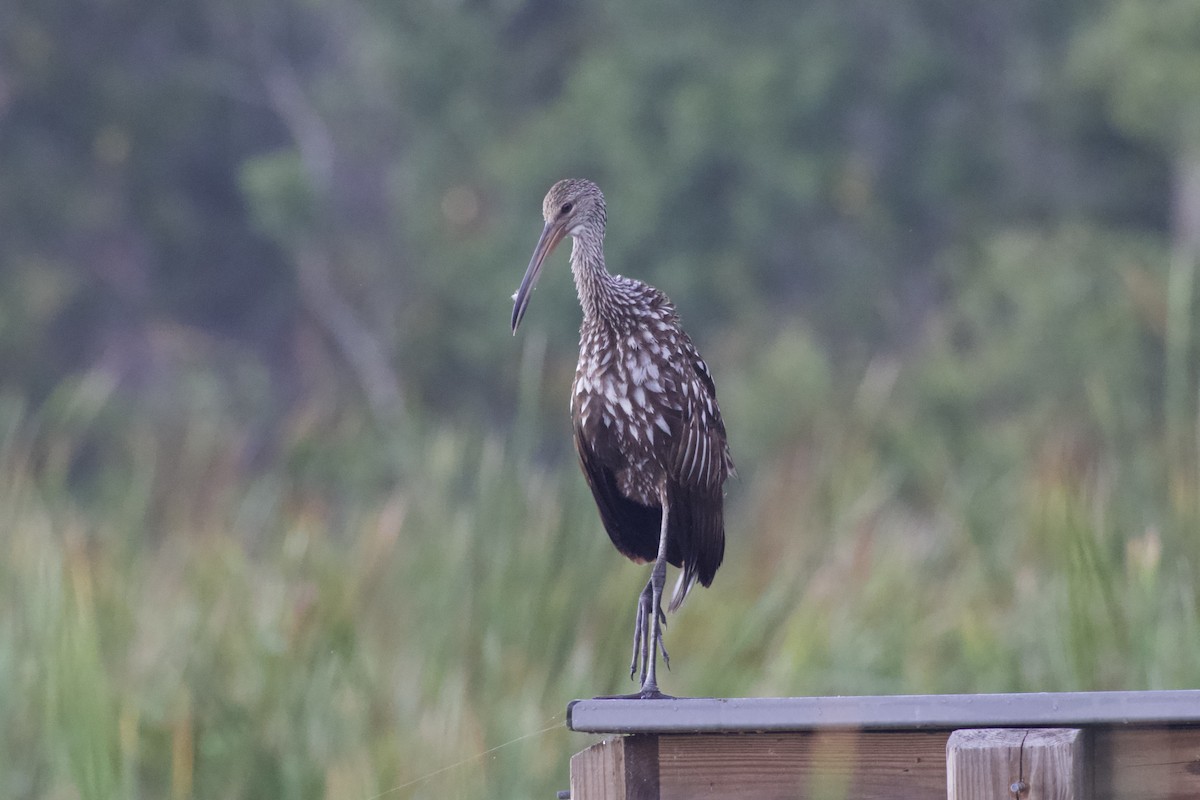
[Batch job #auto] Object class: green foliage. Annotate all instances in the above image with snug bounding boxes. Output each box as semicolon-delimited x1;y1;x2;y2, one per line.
926;225;1165;448
4;342;1200;798
1071;0;1200;150
240;152;317;244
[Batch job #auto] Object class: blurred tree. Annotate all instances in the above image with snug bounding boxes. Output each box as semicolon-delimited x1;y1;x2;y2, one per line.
0;0;296;408
1070;0;1200;476
0;0;1187;442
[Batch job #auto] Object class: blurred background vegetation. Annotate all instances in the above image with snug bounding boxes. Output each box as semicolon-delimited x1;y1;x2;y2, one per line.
3;0;1200;797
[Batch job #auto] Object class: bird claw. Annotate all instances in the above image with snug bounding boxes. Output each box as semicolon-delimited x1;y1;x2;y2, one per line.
630;582;652;681
593;688;676;700
629;576;670;687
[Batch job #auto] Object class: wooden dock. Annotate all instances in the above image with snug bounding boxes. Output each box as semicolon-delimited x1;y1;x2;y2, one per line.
565;690;1200;799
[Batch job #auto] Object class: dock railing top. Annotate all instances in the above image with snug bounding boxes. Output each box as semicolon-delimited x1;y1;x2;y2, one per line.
568;688;1200;733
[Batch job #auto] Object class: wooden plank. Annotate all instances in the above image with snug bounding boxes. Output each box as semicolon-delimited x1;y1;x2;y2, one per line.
571;736;659;800
947;729;1084;800
624;736;660;800
570;726;1200;800
1092;727;1200;800
570;737;626;800
653;731;949;800
568;691;1200;734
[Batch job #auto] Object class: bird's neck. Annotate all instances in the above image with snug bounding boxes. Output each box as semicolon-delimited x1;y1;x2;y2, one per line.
570;232;619;323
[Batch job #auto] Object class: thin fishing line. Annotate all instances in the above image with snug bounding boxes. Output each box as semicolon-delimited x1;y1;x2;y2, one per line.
363;713;563;800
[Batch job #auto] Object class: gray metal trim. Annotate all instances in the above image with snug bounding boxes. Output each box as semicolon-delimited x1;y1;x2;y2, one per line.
567;690;1200;733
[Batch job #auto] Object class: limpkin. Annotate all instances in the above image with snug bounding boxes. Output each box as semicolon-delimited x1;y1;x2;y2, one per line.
511;178;733;698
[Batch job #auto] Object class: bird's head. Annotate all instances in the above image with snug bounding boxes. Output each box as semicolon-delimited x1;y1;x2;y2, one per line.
511;179;606;333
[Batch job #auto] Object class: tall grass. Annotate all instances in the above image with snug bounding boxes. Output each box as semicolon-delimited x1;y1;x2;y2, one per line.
2;343;1200;799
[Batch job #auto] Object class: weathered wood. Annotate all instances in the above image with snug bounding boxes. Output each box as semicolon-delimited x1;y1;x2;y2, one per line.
570;731;949;799
947;728;1085;800
568;726;1200;800
1092;727;1200;800
656;731;948;800
571;735;659;800
570;737;625;800
568;694;1200;800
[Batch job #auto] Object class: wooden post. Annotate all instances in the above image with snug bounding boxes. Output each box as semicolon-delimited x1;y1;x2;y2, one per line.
566;692;1200;799
947;728;1086;800
571;735;659;800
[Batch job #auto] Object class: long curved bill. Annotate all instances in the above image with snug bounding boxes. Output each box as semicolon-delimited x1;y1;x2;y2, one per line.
511;221;567;333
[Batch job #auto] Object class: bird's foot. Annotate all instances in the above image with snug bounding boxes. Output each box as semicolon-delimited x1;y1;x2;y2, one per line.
594;688;676;700
628;576;672;700
629;580;670;683
629;582;652;681
655;614;670;671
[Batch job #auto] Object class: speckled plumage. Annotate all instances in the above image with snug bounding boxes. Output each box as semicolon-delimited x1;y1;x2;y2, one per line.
511;178;733;697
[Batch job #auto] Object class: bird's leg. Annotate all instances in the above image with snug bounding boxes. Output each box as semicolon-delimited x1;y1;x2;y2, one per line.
636;496;672;698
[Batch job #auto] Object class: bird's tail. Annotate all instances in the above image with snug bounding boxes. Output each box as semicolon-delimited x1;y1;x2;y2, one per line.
665;487;724;612
668;568;696;613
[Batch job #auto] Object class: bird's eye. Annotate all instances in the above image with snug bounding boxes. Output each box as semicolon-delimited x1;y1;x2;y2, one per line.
560;202;574;215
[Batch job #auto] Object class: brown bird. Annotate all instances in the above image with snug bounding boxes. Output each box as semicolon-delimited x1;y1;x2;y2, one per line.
511;179;733;698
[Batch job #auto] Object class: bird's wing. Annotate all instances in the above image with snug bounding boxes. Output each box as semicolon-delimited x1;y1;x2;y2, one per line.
671;351;733;491
665;349;732;610
573;415;664;565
